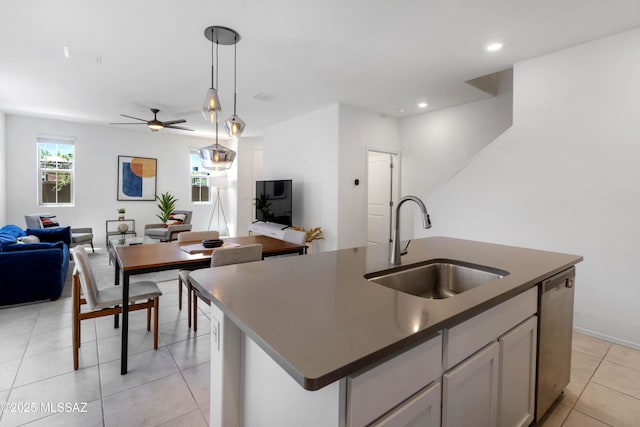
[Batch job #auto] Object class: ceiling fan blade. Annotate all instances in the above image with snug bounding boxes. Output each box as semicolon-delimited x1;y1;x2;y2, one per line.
120;114;148;122
161;119;187;126
165;125;194;131
110;122;147;125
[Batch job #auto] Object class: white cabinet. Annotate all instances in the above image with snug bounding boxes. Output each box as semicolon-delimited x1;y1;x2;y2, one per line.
441;287;539;427
443;341;500;427
347;334;442;427
443;287;537;370
371;381;441;427
498;316;537;427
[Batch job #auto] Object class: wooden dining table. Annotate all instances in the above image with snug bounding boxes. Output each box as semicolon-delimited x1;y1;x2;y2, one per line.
112;235;305;374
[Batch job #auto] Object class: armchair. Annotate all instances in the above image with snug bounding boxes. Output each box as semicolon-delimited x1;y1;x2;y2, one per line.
25;213;94;252
144;210;193;242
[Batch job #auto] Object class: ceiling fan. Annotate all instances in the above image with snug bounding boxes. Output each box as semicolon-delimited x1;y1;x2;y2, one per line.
111;108;193;132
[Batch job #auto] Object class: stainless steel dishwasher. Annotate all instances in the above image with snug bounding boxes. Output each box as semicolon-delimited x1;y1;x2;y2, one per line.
536;266;575;421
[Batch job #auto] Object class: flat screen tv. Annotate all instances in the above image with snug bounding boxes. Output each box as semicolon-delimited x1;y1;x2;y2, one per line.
255;180;293;226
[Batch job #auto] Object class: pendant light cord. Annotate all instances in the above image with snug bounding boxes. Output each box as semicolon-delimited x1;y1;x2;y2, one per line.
210;29;214;89
214;29;220;146
233;37;238;115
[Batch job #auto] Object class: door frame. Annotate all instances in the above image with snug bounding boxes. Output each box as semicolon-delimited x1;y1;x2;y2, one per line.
366;148;400;245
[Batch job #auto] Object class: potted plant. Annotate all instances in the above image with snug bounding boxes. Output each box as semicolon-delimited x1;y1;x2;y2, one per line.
117;208;126;221
292;226;324;253
155;192;178;224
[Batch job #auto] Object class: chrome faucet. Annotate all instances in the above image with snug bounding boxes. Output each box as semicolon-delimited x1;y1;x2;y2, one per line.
390;196;432;265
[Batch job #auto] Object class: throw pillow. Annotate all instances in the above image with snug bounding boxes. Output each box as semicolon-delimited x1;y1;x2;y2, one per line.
17;235;40;243
26;226;72;245
39;215;60;228
165;213;187;226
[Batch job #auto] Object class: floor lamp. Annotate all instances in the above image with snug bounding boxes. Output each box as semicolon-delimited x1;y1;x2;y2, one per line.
208;176;230;236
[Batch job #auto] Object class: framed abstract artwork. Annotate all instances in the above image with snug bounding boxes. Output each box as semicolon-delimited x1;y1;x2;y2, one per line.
117;156;157;201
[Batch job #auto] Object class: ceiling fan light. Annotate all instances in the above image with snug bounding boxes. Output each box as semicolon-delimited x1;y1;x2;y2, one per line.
199;143;237;171
224;114;246;137
202;88;222;123
148;122;164;131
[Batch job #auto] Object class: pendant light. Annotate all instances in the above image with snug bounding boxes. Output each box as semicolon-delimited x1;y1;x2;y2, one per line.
201;27;222;123
199;26;242;171
224;39;246;137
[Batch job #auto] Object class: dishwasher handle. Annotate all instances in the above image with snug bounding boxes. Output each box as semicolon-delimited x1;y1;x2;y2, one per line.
541;266;575;293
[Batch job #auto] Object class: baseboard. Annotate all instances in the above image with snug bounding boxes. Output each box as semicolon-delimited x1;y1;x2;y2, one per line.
573;326;640;350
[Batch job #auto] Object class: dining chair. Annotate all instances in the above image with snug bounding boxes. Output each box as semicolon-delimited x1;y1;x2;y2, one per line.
70;246;162;370
191;244;263;331
176;230;220;314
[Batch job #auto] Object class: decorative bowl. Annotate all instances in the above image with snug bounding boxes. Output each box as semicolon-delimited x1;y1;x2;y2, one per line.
202;239;224;248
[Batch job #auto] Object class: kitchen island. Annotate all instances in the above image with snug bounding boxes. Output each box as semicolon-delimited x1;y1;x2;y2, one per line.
189;236;582;427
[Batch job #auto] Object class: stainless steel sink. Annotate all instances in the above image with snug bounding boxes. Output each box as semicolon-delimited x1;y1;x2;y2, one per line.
365;261;509;299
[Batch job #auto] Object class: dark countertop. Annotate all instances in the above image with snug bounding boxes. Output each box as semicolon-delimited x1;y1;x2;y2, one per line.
189;236;582;391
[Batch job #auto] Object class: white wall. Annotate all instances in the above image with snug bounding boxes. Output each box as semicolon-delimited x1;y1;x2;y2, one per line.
415;28;640;348
401;68;513;196
263;104;401;251
4;115;241;244
0;111;6;225
398;69;513;240
337;105;400;249
236;137;263;236
263;105;340;251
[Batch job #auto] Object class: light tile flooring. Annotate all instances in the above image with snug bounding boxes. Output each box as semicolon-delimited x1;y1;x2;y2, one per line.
538;332;640;427
0;270;212;427
1;259;640;426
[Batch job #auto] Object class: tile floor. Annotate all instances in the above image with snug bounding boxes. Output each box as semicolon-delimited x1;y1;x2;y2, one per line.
538;332;640;427
1;255;639;426
0;268;212;427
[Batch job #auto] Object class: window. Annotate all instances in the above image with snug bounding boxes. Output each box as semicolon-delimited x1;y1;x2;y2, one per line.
38;137;75;205
190;151;210;203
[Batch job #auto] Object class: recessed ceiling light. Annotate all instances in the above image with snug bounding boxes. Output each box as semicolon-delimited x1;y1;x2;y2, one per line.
417;102;428;109
486;43;503;52
63;46;70;59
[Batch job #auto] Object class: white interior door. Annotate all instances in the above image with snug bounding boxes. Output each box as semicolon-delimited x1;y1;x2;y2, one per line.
367;151;394;245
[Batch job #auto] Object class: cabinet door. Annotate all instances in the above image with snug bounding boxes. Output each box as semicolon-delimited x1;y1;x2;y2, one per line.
372;381;441;427
443;341;499;427
498;316;537;427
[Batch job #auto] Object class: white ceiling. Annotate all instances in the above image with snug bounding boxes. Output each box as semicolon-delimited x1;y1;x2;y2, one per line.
1;0;639;138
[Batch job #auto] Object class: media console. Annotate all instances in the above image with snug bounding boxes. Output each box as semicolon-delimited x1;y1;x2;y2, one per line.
248;222;306;245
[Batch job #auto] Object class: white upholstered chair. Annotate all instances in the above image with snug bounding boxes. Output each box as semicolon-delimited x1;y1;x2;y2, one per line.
144;210;193;242
176;230;220;314
70;246;162;370
191;244;263;331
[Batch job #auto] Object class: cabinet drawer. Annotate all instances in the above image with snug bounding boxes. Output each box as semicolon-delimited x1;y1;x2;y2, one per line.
443;287;537;369
348;334;442;427
371;381;441;427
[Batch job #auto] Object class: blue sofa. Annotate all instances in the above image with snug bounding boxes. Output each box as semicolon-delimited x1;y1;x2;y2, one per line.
0;225;71;305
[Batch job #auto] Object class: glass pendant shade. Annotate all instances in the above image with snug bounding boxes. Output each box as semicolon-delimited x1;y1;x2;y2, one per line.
202;88;222;123
199;143;237;171
224;114;246;137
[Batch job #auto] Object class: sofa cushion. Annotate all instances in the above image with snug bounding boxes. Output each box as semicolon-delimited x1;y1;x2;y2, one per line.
1;241;65;252
26;226;72;245
39;215;60;228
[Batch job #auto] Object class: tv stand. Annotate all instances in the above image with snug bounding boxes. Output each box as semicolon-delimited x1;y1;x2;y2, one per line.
248;222;305;245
